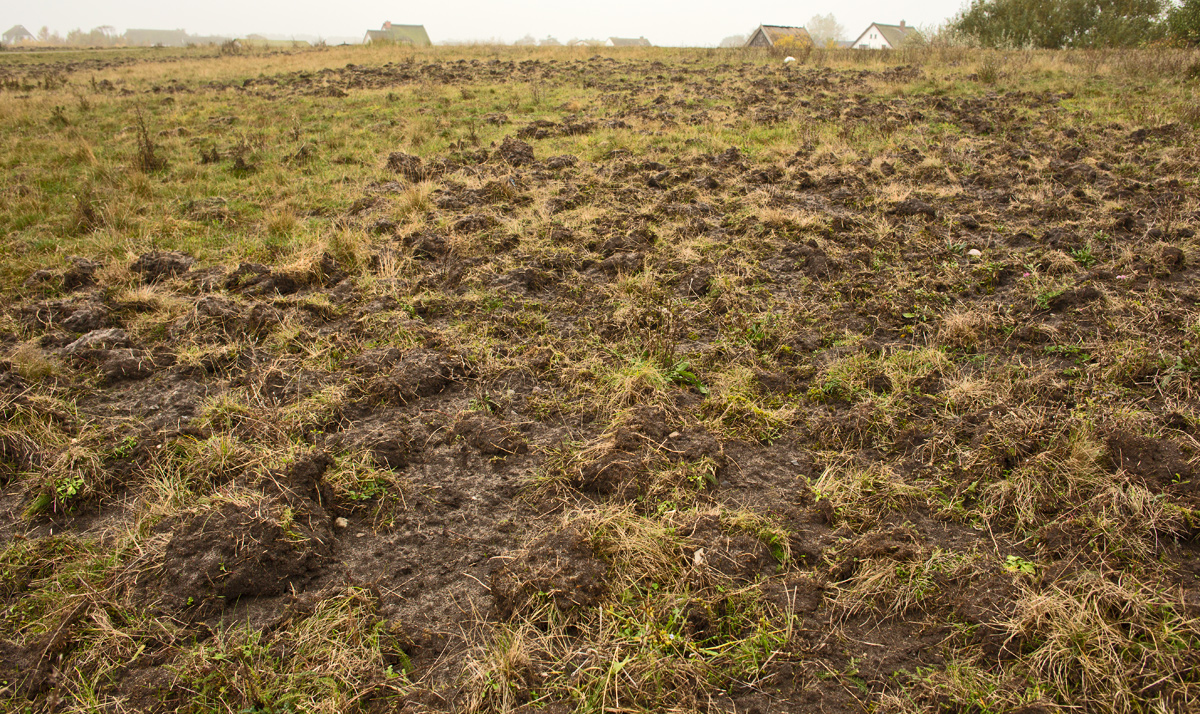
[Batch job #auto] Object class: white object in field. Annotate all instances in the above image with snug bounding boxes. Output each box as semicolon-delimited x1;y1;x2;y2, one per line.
784;56;796;63
967;248;983;258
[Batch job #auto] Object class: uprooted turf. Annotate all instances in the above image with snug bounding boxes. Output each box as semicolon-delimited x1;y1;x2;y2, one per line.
1;43;1199;712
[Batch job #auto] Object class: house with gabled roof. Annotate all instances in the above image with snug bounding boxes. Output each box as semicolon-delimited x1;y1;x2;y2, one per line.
3;25;35;44
851;21;920;50
744;25;813;49
363;21;430;46
607;37;651;47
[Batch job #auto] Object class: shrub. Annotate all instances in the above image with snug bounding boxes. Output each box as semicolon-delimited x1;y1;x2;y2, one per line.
954;0;1167;48
1167;0;1200;45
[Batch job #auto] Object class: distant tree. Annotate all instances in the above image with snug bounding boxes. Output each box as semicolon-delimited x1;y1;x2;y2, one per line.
719;34;747;47
807;13;846;45
1167;0;1200;44
513;34;537;46
953;0;1166;48
36;27;64;45
540;35;561;46
66;26;120;46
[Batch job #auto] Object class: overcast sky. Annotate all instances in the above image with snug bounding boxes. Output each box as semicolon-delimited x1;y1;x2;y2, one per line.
6;0;969;45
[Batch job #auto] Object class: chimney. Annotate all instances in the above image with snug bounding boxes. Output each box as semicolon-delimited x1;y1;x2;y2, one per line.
383;21;392;30
899;20;905;28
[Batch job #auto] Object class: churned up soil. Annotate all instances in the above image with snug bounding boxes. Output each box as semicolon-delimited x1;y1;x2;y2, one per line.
1;43;1199;713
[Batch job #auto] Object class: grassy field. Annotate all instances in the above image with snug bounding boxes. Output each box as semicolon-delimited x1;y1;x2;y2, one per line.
1;41;1199;713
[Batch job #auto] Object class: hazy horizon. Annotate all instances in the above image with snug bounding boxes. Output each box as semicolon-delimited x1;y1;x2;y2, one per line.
6;0;969;46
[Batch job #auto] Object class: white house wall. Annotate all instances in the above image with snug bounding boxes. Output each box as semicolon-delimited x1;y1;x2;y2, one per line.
853;24;892;50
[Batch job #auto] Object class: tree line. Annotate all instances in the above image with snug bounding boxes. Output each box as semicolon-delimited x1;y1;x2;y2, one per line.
952;0;1200;47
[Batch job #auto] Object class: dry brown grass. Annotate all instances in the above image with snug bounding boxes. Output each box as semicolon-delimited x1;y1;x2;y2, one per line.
3;41;1200;714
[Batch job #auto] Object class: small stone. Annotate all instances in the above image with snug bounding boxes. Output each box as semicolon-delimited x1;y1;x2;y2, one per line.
967;248;983;258
334;517;349;529
668;431;681;439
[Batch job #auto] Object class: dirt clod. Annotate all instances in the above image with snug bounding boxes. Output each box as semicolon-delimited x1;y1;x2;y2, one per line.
453;413;527;455
152;452;335;611
62;256;102;290
131;251;195;282
496;136;535;166
491;528;608;619
599;252;644;275
386;152;431;181
368;348;465;403
889;198;938;218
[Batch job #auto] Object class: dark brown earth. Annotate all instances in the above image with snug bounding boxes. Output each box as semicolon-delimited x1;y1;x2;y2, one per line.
2;48;1200;713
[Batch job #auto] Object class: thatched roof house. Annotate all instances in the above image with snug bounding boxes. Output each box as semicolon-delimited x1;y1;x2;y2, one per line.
745;25;813;49
607;37;651;47
363;22;431;46
3;25;34;44
851;21;921;49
